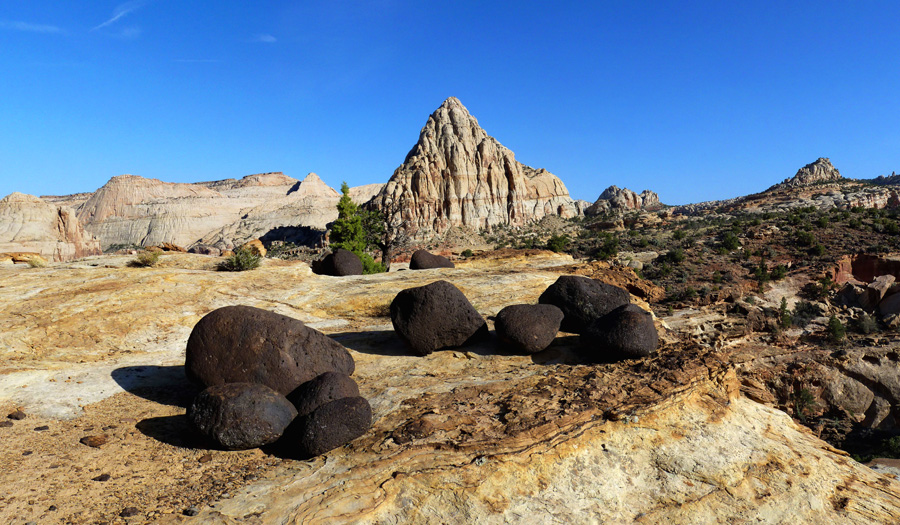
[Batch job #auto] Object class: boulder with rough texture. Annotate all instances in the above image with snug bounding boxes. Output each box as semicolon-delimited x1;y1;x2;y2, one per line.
312;248;363;276
287;372;360;417
0;192;102;262
367;97;581;239
538;275;631;333
581;304;659;362
390;280;488;355
494;304;564;354
188;382;297;450
282;396;372;458
185;305;355;395
409;249;455;270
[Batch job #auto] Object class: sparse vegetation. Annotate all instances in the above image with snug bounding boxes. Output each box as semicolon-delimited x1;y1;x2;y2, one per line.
131;250;160;268
219;247;261;271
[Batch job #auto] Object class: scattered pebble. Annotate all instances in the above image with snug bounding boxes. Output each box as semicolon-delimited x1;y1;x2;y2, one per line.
0;421;13;428
92;473;111;482
48;505;57;511
7;410;26;420
34;425;49;431
23;450;32;456
120;507;140;517
198;454;213;463
183;506;200;516
80;434;108;448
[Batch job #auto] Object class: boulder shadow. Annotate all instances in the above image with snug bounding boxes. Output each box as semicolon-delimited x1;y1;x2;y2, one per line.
135;415;211;449
111;365;201;408
329;330;412;356
530;335;587;365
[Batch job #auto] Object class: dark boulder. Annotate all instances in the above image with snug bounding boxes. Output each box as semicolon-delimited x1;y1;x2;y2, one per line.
188;383;297;450
282;396;372;458
581;304;658;362
409;250;455;270
311;248;363;276
390;280;488;356
185;305;355;395
494;304;564;354
287;372;360;417
538;275;631;333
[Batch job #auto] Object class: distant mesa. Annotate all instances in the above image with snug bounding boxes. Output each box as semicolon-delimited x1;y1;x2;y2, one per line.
0;192;101;262
766;157;843;192
367;96;581;238
585;186;661;216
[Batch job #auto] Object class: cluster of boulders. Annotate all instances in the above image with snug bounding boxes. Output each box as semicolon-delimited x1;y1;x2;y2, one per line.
839;274;900;327
390;275;658;360
184;305;371;456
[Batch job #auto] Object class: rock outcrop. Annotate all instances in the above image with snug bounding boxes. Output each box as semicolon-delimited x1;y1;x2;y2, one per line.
368;97;581;238
585;185;661;216
767;157;844;192
0;192;101;261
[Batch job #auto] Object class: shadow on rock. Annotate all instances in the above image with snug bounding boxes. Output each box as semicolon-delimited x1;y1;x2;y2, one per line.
329;330;412;356
530;335;586;365
136;415;211;449
111;365;201;408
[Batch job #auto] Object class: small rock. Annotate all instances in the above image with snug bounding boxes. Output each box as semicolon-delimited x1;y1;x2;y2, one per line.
0;421;13;428
409;249;455;270
8;410;26;420
80;434;109;448
183;506;200;516
33;425;49;431
189;383;297;450
22;450;32;456
92;473;111;482
287;372;360;417
48;505;57;511
120;507;140;517
198;453;212;463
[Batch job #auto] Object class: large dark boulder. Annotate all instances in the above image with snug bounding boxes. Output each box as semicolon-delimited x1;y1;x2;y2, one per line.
494;304;564;354
282;396;372;458
390;280;488;356
287;372;360;417
188;383;297;450
185;305;355;395
581;304;658;362
538;275;631;333
409;250;455;270
312;248;363;276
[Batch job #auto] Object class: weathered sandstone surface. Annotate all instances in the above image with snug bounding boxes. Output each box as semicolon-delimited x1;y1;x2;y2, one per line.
767;157;844;192
585;185;661;216
1;251;898;523
368;97;582;238
0;192;101;262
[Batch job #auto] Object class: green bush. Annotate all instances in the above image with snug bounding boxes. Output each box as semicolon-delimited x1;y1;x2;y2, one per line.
770;264;787;281
673;229;686;241
219;247;261;272
131;250;160;268
546;234;570;253
827;315;846;343
779;297;792;328
855;313;879;335
795;230;815;247
809;244;826;257
666;248;685;264
594;233;619;260
792;301;821;327
721;232;740;251
461;249;474;258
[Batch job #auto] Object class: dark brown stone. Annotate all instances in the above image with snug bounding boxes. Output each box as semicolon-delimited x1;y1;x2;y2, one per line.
282;396;372;458
188;382;298;450
7;410;26;420
185;305;355;395
287;372;360;417
311;248;363;276
581;304;658;362
390;280;488;356
538;275;631;334
495;304;564;354
409;250;455;270
80;435;108;448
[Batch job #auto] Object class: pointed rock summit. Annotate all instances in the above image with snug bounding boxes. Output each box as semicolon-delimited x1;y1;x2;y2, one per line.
767;158;843;192
368;97;580;237
585;186;661;216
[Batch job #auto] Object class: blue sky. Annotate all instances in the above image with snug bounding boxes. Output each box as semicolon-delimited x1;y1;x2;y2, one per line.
1;2;899;205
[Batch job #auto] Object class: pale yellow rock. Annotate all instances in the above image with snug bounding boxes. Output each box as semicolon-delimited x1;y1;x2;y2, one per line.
0;192;102;261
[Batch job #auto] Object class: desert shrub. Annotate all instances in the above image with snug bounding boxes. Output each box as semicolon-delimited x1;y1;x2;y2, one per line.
131;250;160;268
750;218;762;226
792;301;822;328
638;237;650;248
665;248;685;264
461;249;474;258
721;232;740;251
779;297;792;328
546;234;570;253
673;229;686;241
712;270;723;283
815;216;830;228
360;253;385;274
770;264;788;281
848;218;862;229
886;221;900;235
594;233;619;260
795;230;815;247
219;247;261;272
855;313;879;335
26;257;46;268
809;244;826;257
792;387;816;423
827;315;846;343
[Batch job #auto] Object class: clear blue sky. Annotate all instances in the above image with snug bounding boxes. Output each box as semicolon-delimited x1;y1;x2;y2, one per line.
2;2;899;205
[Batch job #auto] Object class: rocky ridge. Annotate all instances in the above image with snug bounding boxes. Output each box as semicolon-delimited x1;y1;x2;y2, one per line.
767;157;844;192
0;192;101;262
367;97;582;238
585;185;661;216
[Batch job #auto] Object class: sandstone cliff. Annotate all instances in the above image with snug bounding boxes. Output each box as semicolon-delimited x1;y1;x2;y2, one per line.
0;192;101;261
368;97;581;237
767;157;844;192
585;185;661;216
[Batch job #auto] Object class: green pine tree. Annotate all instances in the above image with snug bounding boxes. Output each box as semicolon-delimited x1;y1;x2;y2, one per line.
329;182;384;274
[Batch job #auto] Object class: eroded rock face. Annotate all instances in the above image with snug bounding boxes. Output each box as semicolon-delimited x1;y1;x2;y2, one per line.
767;157;844;191
188;383;297;450
494;304;563;354
538;275;631;333
0;193;102;262
390;280;488;355
185;305;355;395
368;97;581;238
409;249;454;270
585;186;661;216
581;304;659;361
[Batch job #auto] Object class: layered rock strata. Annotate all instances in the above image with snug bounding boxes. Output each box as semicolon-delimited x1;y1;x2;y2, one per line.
0;192;101;261
368;97;581;238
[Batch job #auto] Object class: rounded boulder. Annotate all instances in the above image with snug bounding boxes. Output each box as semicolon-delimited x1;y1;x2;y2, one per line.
390;280;488;356
282;396;372;458
287;372;360;417
312;248;363;276
188;382;297;450
495;304;564;354
581;304;659;362
409;250;455;270
185;305;355;395
538;275;631;334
